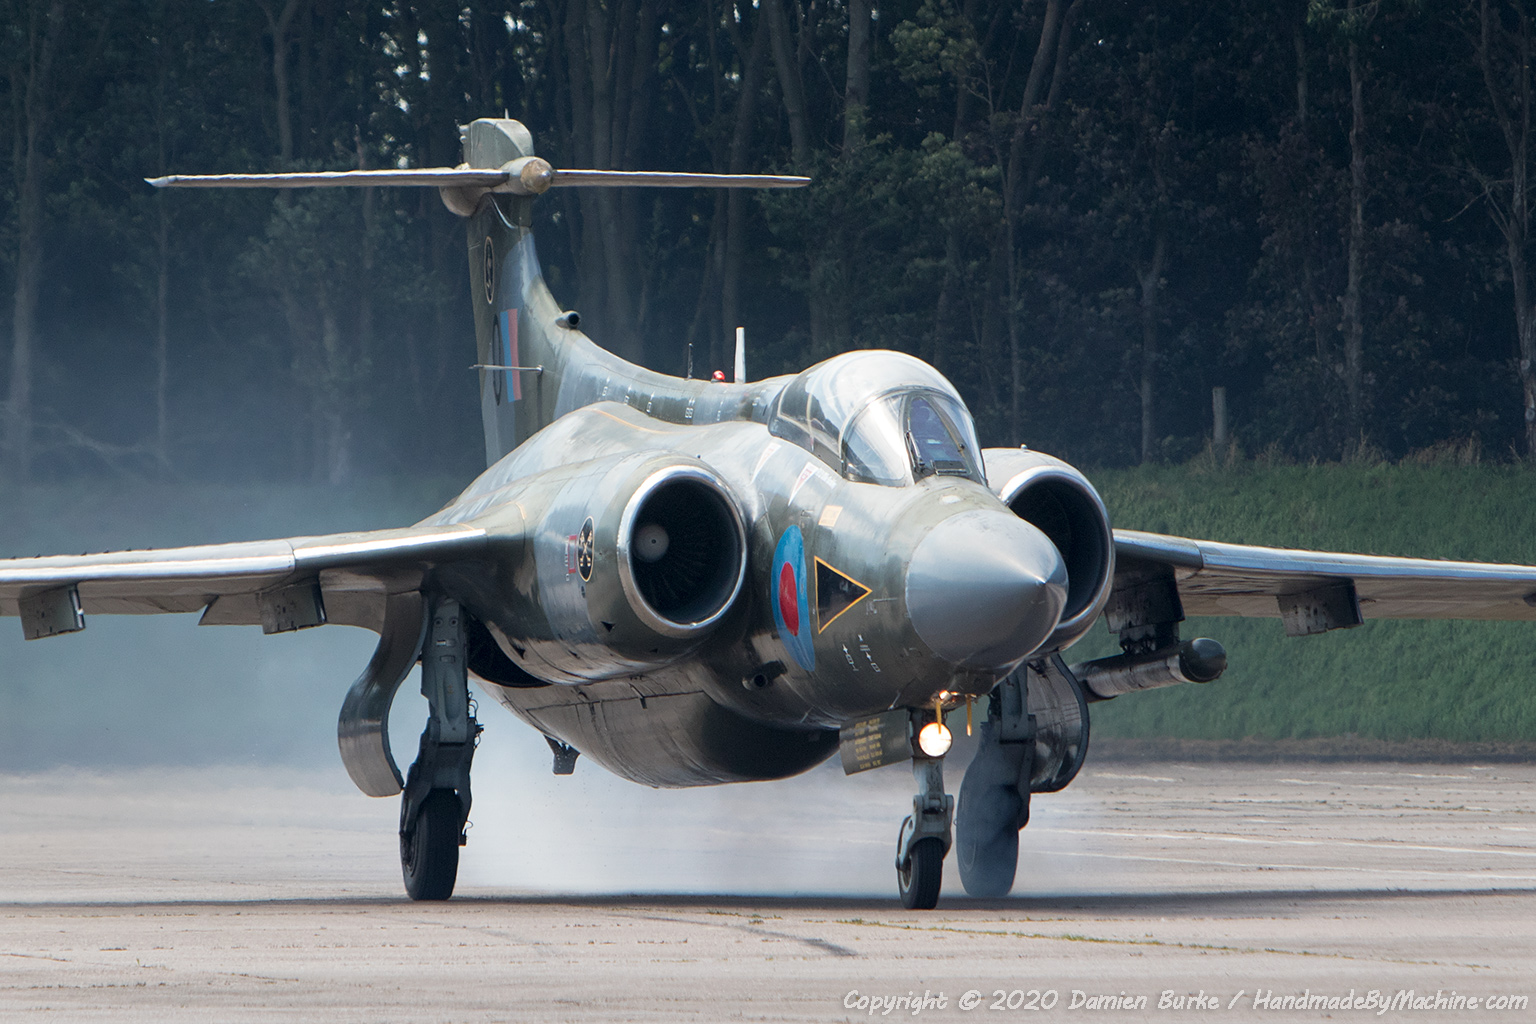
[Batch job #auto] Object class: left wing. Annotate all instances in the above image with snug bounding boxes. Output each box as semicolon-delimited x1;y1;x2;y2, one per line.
1114;529;1536;635
0;524;488;638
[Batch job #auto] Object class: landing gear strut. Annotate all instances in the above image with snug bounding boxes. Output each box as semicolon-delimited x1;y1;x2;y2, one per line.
895;732;952;910
955;656;1090;897
955;671;1031;898
399;596;480;901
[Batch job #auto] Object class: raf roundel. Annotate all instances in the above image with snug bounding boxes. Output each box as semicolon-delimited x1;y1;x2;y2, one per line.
778;563;798;633
771;526;814;671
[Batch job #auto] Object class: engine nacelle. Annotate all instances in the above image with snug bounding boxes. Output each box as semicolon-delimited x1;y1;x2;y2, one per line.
982;448;1115;653
601;460;747;642
490;453;749;683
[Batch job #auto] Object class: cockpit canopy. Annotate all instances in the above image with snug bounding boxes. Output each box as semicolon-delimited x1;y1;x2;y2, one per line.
766;351;984;487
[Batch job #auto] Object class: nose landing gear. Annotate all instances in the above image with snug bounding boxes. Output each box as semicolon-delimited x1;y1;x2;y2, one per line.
398;596;480;901
895;748;953;909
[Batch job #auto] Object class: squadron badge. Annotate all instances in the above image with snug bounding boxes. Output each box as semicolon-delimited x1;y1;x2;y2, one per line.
577;517;595;582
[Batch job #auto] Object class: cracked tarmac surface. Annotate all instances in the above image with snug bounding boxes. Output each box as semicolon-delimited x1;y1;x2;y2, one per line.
1;756;1533;1021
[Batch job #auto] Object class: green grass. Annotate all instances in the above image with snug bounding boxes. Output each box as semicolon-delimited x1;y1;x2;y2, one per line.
1080;462;1536;741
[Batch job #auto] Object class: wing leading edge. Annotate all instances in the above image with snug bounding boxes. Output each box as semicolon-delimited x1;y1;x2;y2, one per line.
1114;529;1536;631
0;524;488;637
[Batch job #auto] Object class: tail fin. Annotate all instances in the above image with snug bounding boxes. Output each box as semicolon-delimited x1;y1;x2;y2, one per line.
461;119;555;463
149;118;808;466
460;119;813;464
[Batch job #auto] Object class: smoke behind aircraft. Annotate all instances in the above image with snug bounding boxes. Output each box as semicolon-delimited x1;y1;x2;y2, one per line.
0;483;450;771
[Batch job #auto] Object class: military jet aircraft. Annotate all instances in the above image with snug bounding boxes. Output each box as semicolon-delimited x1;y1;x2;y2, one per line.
6;118;1536;908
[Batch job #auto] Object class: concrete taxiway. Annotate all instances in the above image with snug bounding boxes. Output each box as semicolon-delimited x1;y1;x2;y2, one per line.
2;749;1533;1021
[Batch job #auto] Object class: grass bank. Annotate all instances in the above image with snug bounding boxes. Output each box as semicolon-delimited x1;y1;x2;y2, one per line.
1081;462;1536;742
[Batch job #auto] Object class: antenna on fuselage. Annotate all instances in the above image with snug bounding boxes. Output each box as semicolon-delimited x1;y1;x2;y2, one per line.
734;327;746;384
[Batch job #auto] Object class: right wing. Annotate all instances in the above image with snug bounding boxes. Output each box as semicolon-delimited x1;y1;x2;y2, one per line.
0;524;489;637
1113;529;1536;631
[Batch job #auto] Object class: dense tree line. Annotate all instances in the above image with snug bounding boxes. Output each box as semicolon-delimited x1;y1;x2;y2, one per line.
3;0;1536;483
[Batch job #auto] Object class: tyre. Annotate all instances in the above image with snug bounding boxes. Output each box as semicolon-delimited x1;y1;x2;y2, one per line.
956;718;1028;897
401;789;462;901
898;837;944;910
957;820;1019;898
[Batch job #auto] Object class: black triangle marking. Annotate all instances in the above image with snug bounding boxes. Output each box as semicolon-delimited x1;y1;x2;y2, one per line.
815;557;872;633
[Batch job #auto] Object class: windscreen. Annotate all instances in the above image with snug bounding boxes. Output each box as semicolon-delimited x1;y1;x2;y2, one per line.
907;395;971;477
767;352;984;487
841;391;983;486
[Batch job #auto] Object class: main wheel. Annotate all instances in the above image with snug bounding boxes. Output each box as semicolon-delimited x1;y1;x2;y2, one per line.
956;718;1028;898
402;789;462;901
957;820;1019;898
898;837;944;910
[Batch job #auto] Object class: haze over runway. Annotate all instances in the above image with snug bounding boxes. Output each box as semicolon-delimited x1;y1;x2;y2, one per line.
2;744;1533;1021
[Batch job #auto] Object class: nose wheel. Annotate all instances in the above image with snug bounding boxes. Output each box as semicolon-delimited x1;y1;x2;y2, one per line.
896;823;945;909
894;749;952;909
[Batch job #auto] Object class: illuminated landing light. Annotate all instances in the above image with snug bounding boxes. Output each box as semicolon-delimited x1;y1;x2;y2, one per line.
917;721;953;758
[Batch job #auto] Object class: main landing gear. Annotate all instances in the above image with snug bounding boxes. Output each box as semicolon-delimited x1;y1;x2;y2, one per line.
952;656;1090;898
955;671;1032;898
399;596;480;900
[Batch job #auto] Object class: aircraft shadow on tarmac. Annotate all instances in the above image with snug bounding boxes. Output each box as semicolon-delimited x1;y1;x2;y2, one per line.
4;887;1530;914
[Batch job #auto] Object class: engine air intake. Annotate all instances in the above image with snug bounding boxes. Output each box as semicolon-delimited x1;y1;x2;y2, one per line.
1007;475;1111;627
984;448;1117;651
620;468;747;633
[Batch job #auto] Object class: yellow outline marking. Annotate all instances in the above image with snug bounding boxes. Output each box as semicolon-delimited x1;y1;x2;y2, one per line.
592;406;668;433
814;556;872;633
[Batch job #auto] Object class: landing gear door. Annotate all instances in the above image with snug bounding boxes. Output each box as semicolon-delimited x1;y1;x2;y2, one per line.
1027;654;1090;793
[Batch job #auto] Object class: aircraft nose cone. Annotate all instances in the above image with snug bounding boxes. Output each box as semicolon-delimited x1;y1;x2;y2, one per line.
905;510;1069;671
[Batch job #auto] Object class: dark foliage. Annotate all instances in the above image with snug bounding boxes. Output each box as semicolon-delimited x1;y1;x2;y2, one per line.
1;0;1532;482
